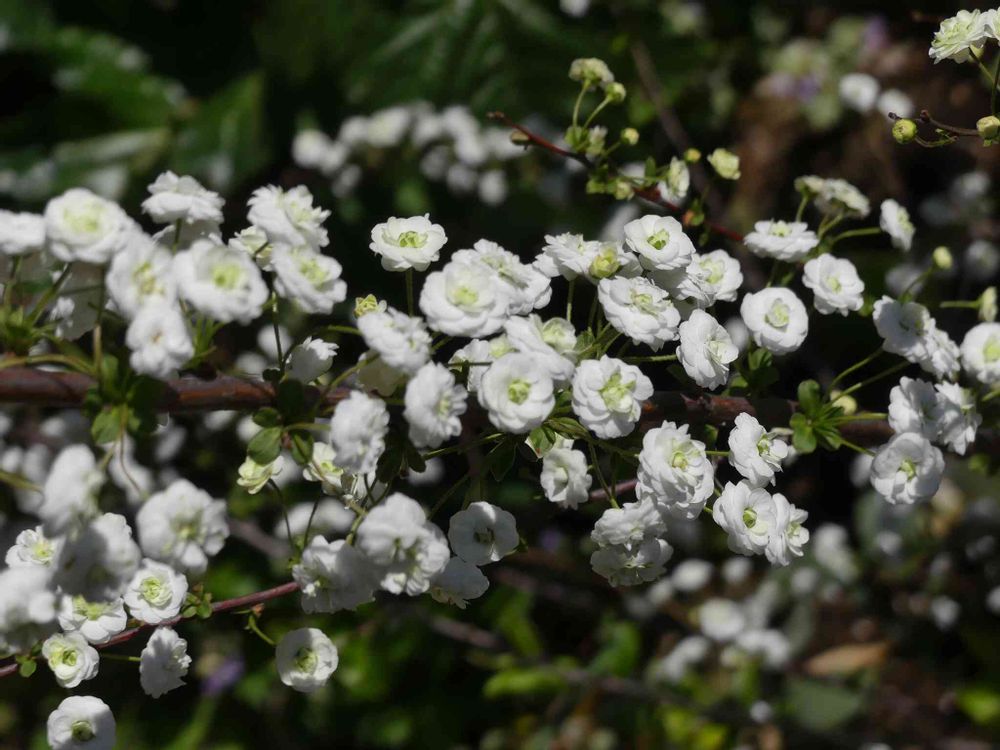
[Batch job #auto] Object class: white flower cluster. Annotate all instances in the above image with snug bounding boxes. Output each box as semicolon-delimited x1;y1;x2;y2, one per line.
293;102;523;205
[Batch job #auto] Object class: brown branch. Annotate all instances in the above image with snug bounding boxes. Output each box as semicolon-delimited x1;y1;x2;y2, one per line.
0;580;300;679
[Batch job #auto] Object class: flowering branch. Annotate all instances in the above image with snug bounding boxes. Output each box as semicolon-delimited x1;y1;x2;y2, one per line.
0;581;300;679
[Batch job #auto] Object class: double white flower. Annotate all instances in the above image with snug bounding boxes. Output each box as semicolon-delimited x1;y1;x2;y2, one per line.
677;309;739;389
478;353;555;433
870;432;945;504
571;355;653;439
636;421;715;519
369;214;447;272
740;287;809;354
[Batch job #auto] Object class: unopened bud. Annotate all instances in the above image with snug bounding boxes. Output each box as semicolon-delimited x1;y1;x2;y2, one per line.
354;294;385;318
978;115;1000;141
979;286;998;322
612;179;634;200
569;57;614;90
510;131;530;146
892;118;918;144
589;244;622;278
605;82;626;103
707;148;741;180
620;127;639;146
683;147;701;163
932;246;953;271
830;390;858;416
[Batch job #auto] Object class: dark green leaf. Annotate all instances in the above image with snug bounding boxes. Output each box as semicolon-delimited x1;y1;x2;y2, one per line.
252;407;282;428
290;430;314;466
247;427;283;465
91;406;124;445
797;379;822;416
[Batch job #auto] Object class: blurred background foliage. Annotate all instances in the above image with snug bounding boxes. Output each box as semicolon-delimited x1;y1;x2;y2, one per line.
1;0;1000;748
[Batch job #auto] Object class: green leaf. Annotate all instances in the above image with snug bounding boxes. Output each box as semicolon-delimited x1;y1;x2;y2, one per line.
91;406;124;445
402;438;426;475
797;379;822;416
17;659;36;678
289;430;314;466
789;413;816;454
957;684;1000;725
276;379;307;422
785;678;864;732
545;417;589;440
527;426;556;457
252;407;282;428
247;427;283;465
482;667;566;699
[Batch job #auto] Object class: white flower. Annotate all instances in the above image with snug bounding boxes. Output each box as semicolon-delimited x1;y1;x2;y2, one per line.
0;210;45;256
540;232;596;279
540;443;592;509
357;307;432;375
44;188;133;264
870;433;945;504
677;309;739;389
727;413;788;487
449;338;495;393
592;498;665;547
0;567;57;654
880;199;915;252
126;303;194;379
139;627;191;698
660;157;690;203
57;597;126;645
873;296;932;361
275;627;338;693
961;322;1000;386
124;560;188;624
54;513;141;602
838;73;880;112
698;598;746;643
504;315;578;386
623;214;696;271
888;377;943;439
369;214;448;272
105;233;176;318
355;493;449;595
453;239;552;314
802;255;864;315
237;454;283;494
571;356;652;439
271;244;347;314
598;276;680;351
356;351;406;396
137;479;229;576
301;443;349;495
38;444;103;535
328;391;389;475
47;695;115;750
292;536;380;613
930;10;988;63
920;325;961;380
230;225;272;269
404;363;467;449
744;220;818;261
248;185;329;248
578;241;642;284
142;171;224;225
50;264;104;341
42;632;99;688
590;538;673;586
173;238;269;324
765;493;809;566
5;525;61;568
652;636;709;683
419;259;511;337
733;629;791;668
935;382;980;455
740;287;809;354
655;249;743;307
477;353;555;433
636;421;715;519
448;501;519;565
713;481;778;556
430;557;490;608
815;178;870;218
287;337;338;382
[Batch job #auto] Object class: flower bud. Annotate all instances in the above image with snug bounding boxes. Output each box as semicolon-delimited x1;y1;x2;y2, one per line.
354;294;385;318
611;179;634;200
891;118;918;144
510;131;530;146
605;82;626;103
620;127;639;145
979;286;998;322
978;115;1000;141
830;390;858;416
683;147;701;163
932;246;953;271
707;148;740;180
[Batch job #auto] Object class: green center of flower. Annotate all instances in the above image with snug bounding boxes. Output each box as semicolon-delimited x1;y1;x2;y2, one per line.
295;647;318;673
984;335;1000;363
824;274;842;293
474;528;495;546
670;449;689;470
449;284;479;308
211;262;245;290
298;255;330;286
396;230;427;248
700;259;724;285
507;379;531;405
756;435;771;456
765;299;790;328
589;247;620;279
900;458;918;480
133;261;162;297
64;204;103;236
742;508;758;528
770;221;791;238
646;229;671;250
599;371;635;412
31;538;54;563
71;721;95;742
140;575;171;606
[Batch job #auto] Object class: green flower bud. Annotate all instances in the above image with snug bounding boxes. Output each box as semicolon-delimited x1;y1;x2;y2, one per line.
620;127;639;146
892;118;918;144
612;178;634;200
589;244;622;278
980;286;998;322
978;115;1000;142
683;147;701;163
354;295;384;318
830;390;858;416
707;148;741;180
932;246;953;271
568;58;614;90
605;82;626;103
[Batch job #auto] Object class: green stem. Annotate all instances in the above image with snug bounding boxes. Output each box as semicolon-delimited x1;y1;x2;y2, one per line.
582;95;613;129
838;437;873;456
840;361;910;398
566;278;576;322
324;325;362;337
939;300;980;309
571;85;587;128
428;471;471;520
828;346;883;391
704;449;729;457
27;264;72;322
794;194;809;223
246;616;276;647
833;412;888;423
422;432;503;460
623;354;676;363
405;268;415;316
101;653;141;663
828;226;882;245
587;441;618;508
271;295;285;373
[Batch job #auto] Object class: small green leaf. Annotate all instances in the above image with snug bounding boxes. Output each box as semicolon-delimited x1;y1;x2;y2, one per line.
289;431;314;465
276;379;307;422
797;379;822;416
247;427;283;465
17;659;36;678
483;667;566;699
789;413;817;454
252;407;282;428
91;406;124;445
